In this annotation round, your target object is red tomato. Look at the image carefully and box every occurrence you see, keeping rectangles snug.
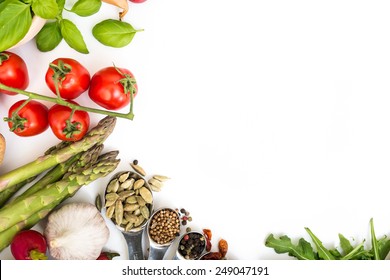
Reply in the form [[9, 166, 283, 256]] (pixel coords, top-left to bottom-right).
[[88, 66, 137, 110], [48, 102, 90, 141], [7, 100, 49, 136], [11, 230, 48, 260], [0, 51, 29, 95], [45, 58, 90, 99], [129, 0, 147, 3]]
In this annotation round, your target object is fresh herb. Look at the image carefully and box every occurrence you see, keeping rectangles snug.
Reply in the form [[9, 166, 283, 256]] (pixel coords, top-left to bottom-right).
[[0, 0, 32, 51], [60, 19, 89, 54], [0, 0, 142, 53], [68, 0, 101, 17], [35, 22, 63, 52], [265, 219, 390, 260], [92, 19, 143, 48]]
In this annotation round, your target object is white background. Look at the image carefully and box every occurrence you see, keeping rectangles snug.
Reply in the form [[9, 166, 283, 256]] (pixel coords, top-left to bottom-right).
[[1, 0, 390, 260]]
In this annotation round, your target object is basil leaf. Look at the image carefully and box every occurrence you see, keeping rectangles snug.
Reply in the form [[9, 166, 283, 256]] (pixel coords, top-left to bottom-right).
[[57, 0, 65, 13], [60, 19, 89, 54], [70, 0, 101, 17], [92, 19, 143, 48], [35, 21, 63, 52], [32, 0, 59, 19], [0, 0, 32, 52]]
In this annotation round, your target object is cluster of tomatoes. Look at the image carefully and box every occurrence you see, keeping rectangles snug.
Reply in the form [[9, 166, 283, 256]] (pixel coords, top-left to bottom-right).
[[0, 51, 137, 141]]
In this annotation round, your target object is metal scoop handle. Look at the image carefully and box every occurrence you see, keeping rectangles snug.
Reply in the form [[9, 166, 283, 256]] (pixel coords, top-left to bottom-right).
[[148, 245, 169, 260], [123, 230, 144, 260]]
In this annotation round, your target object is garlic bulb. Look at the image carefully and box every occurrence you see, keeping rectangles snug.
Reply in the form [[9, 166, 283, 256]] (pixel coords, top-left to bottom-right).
[[44, 202, 109, 260]]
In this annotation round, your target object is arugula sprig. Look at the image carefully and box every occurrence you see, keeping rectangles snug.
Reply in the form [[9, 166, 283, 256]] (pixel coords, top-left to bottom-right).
[[265, 218, 390, 260]]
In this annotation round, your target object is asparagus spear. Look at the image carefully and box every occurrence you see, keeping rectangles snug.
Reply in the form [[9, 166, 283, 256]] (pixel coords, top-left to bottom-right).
[[0, 140, 76, 207], [0, 206, 52, 252], [0, 149, 120, 233], [12, 144, 104, 204], [0, 116, 116, 193], [0, 177, 37, 208], [0, 150, 120, 252]]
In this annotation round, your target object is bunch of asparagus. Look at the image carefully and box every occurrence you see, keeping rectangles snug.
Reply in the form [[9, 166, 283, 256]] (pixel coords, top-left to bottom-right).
[[0, 116, 120, 252]]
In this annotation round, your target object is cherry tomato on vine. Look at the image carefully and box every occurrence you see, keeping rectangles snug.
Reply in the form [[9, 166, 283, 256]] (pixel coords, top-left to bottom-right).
[[11, 230, 48, 260], [129, 0, 147, 3], [6, 100, 49, 137], [0, 51, 29, 95], [48, 102, 90, 141], [88, 66, 137, 110], [45, 58, 90, 99]]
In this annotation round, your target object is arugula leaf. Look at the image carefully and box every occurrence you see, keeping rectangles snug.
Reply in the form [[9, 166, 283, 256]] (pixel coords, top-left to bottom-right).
[[375, 236, 390, 260], [35, 21, 63, 52], [304, 228, 335, 260], [0, 0, 32, 52], [32, 0, 59, 19], [338, 233, 354, 255], [265, 234, 318, 260], [370, 218, 380, 260], [60, 19, 89, 54], [92, 19, 143, 48], [329, 248, 342, 259], [340, 240, 366, 260], [70, 0, 101, 17]]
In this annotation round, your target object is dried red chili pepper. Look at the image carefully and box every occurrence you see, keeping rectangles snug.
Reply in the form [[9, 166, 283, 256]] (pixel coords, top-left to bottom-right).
[[200, 252, 222, 260], [218, 239, 228, 258], [203, 229, 212, 240]]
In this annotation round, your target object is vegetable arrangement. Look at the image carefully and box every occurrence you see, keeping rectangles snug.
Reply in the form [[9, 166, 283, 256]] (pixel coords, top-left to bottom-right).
[[265, 219, 390, 260], [0, 52, 137, 140], [0, 0, 144, 53], [0, 116, 120, 254]]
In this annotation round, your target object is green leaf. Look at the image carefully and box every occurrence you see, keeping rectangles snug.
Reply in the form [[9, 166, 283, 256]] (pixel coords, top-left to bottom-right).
[[329, 248, 342, 259], [35, 21, 63, 52], [92, 19, 143, 48], [265, 234, 318, 260], [57, 0, 65, 13], [32, 0, 59, 19], [70, 0, 101, 16], [0, 0, 32, 52], [340, 240, 366, 260], [376, 236, 390, 260], [305, 227, 335, 260], [60, 19, 89, 54], [338, 233, 354, 255], [370, 218, 380, 260]]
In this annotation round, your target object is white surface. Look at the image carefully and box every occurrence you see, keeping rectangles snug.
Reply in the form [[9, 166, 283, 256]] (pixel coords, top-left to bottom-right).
[[1, 0, 390, 260]]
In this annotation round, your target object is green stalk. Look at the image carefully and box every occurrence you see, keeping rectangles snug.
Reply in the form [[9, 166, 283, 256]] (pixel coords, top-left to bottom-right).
[[0, 206, 52, 252], [0, 177, 37, 208], [0, 150, 120, 232], [0, 83, 134, 120], [12, 154, 82, 203], [0, 116, 116, 193]]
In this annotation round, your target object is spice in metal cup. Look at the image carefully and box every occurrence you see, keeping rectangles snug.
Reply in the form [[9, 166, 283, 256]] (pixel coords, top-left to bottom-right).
[[148, 208, 180, 245], [178, 232, 206, 260], [104, 171, 153, 232]]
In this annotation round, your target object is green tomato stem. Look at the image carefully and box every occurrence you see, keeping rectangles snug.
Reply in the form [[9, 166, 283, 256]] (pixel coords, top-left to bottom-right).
[[0, 83, 134, 120]]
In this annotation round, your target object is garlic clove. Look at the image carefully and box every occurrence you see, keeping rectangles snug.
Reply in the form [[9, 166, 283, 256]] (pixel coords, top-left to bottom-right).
[[44, 202, 110, 260]]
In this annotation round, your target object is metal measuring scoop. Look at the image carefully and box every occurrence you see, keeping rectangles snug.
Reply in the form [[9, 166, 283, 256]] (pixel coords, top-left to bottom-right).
[[173, 231, 206, 260], [104, 171, 154, 260], [146, 207, 181, 260]]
